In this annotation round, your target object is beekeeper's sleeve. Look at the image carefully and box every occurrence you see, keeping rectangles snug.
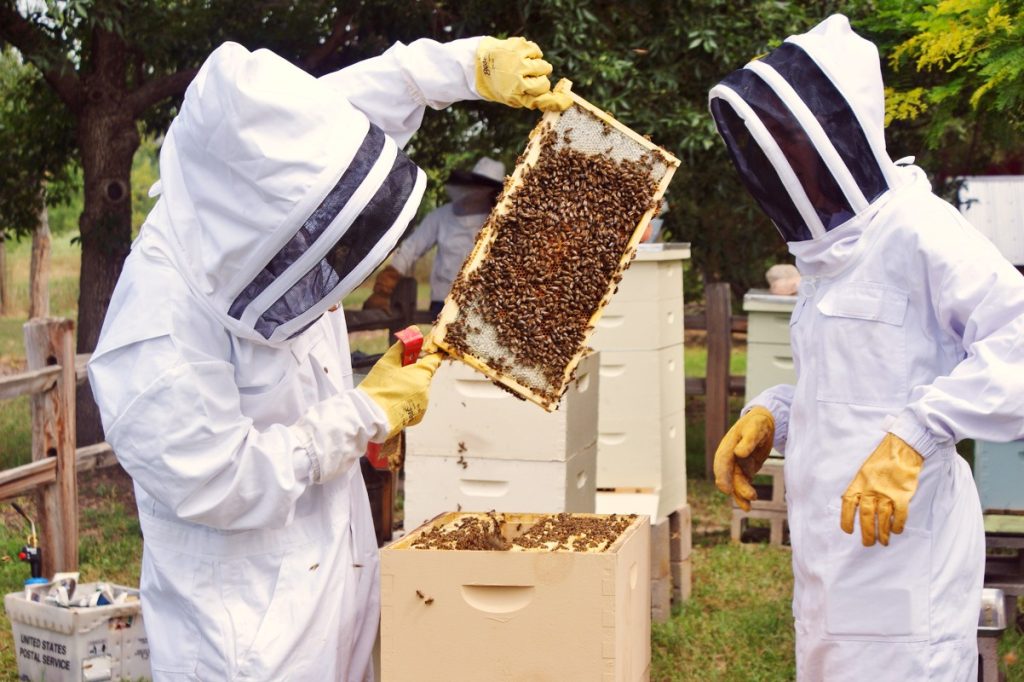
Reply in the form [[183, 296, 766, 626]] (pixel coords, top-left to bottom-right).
[[319, 37, 481, 147]]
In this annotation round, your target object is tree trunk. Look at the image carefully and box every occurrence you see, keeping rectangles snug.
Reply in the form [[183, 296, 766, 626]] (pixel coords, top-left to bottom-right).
[[29, 201, 51, 318], [75, 106, 140, 446], [0, 233, 8, 316]]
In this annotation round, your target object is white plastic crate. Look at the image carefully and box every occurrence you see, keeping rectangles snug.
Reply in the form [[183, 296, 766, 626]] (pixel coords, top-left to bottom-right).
[[407, 352, 599, 461], [5, 583, 150, 682], [402, 444, 597, 529], [590, 296, 684, 352], [598, 345, 684, 419]]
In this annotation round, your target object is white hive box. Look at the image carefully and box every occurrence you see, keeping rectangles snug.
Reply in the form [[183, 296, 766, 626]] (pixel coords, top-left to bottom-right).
[[380, 512, 651, 682], [591, 245, 689, 521], [743, 289, 798, 403], [743, 290, 797, 461], [590, 297, 684, 352], [5, 583, 151, 682], [406, 352, 599, 461], [589, 244, 687, 353], [403, 444, 597, 529], [595, 410, 687, 520], [599, 345, 684, 419]]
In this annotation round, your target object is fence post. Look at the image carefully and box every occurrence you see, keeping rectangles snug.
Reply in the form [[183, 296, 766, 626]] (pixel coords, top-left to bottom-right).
[[704, 283, 732, 479], [24, 318, 78, 577]]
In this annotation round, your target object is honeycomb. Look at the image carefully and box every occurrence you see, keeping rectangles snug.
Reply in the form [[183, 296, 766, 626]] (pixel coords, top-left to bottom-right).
[[431, 80, 679, 410]]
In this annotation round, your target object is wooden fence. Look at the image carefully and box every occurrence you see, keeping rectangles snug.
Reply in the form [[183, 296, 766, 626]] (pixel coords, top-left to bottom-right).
[[683, 282, 749, 479], [0, 319, 111, 577]]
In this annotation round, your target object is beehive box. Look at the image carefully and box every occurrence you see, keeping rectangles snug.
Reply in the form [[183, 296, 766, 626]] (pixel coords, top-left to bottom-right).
[[403, 443, 597, 529], [407, 351, 599, 461], [430, 79, 679, 411], [381, 511, 651, 681]]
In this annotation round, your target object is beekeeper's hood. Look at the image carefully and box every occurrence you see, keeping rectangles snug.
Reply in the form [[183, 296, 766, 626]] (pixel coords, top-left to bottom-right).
[[151, 42, 426, 344], [708, 15, 903, 243]]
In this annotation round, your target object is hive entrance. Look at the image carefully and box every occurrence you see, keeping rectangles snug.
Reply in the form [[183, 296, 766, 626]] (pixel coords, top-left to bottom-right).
[[432, 81, 679, 410]]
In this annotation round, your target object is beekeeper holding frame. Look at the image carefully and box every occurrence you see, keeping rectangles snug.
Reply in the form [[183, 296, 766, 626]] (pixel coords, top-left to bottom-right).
[[88, 36, 570, 680]]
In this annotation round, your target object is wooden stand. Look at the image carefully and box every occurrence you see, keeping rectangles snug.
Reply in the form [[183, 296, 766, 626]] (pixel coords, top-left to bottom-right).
[[984, 522, 1024, 635], [651, 503, 693, 622], [730, 459, 788, 546]]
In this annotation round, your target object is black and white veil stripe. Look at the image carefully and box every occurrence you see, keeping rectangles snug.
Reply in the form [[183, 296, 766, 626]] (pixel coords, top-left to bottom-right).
[[227, 122, 426, 342], [709, 42, 897, 242]]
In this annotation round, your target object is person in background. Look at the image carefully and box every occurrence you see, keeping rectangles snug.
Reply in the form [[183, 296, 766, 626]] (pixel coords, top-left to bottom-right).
[[709, 15, 1024, 680], [88, 36, 570, 681], [364, 156, 505, 317]]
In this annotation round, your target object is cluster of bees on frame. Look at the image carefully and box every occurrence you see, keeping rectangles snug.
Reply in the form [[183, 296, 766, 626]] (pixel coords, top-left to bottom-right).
[[447, 123, 662, 403], [408, 511, 637, 553]]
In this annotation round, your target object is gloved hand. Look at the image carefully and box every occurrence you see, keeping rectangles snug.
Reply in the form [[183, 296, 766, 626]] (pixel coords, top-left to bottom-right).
[[841, 433, 924, 547], [363, 265, 402, 312], [713, 406, 775, 511], [357, 341, 443, 440], [475, 37, 572, 112]]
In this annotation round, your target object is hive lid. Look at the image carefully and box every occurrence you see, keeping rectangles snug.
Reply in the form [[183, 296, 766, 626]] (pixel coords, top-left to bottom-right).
[[429, 80, 680, 410]]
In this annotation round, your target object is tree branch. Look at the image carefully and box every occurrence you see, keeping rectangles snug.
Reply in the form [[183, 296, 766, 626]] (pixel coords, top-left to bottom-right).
[[0, 4, 83, 110], [301, 11, 354, 73], [127, 67, 198, 115]]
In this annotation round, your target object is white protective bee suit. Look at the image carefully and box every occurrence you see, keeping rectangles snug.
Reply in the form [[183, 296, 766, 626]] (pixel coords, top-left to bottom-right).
[[88, 38, 485, 680], [709, 15, 1024, 680]]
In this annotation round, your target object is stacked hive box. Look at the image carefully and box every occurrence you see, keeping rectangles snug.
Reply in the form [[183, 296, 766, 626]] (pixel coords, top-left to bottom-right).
[[403, 353, 599, 529], [733, 290, 798, 544], [589, 243, 691, 617]]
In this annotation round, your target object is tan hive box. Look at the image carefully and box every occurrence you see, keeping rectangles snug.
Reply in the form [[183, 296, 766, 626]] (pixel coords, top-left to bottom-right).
[[380, 512, 651, 681]]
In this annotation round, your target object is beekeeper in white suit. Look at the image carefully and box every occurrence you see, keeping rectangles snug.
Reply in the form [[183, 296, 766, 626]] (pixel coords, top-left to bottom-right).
[[88, 36, 570, 681], [709, 15, 1024, 680]]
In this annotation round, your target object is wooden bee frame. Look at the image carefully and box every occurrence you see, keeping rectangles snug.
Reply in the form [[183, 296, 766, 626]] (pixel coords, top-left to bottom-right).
[[429, 80, 680, 411]]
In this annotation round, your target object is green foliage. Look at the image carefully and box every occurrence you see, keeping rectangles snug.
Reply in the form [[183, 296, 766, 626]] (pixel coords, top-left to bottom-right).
[[0, 48, 75, 237], [861, 0, 1024, 181]]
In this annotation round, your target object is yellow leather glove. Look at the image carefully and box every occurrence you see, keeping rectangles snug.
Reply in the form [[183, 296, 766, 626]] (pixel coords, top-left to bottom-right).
[[713, 406, 775, 511], [475, 37, 572, 111], [841, 433, 924, 547], [357, 341, 443, 440]]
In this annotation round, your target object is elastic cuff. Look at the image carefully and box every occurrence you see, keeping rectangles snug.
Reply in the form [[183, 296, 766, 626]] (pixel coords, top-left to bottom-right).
[[353, 387, 391, 443], [743, 399, 788, 453], [887, 410, 949, 459]]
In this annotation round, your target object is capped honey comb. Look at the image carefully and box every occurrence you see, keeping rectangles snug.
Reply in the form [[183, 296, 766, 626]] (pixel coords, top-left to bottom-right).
[[430, 80, 680, 410]]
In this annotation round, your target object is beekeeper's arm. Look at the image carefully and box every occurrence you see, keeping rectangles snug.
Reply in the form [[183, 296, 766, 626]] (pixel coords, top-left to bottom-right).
[[889, 204, 1024, 453], [320, 36, 570, 146], [90, 328, 437, 532], [842, 201, 1024, 546], [390, 206, 444, 275], [714, 384, 794, 510]]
